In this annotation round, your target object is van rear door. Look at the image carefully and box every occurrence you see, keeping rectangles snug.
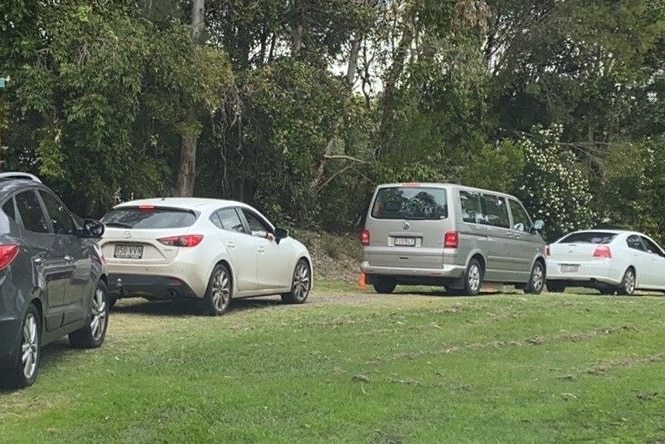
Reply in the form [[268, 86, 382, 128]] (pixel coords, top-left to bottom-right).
[[363, 185, 451, 270]]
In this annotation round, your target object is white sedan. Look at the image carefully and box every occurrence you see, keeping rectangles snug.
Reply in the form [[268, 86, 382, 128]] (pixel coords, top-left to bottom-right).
[[546, 229, 665, 295], [98, 198, 312, 315]]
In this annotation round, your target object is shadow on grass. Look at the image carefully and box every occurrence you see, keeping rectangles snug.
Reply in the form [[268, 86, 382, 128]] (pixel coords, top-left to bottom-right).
[[111, 296, 285, 317]]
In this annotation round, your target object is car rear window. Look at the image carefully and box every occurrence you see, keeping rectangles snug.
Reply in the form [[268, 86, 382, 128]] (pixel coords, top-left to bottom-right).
[[558, 232, 617, 244], [371, 187, 448, 220], [102, 207, 197, 229]]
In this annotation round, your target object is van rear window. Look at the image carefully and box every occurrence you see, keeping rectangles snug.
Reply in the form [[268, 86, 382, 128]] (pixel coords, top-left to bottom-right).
[[102, 207, 197, 229], [371, 187, 448, 220], [558, 232, 617, 244]]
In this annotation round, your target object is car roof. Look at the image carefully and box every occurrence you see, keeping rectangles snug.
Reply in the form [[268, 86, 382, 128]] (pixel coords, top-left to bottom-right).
[[374, 182, 521, 200], [112, 197, 250, 212]]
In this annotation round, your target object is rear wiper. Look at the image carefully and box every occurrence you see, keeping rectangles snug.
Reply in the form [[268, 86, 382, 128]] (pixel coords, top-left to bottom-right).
[[104, 222, 133, 228]]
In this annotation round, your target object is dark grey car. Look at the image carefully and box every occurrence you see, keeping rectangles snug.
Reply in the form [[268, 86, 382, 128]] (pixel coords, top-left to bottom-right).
[[0, 173, 108, 389]]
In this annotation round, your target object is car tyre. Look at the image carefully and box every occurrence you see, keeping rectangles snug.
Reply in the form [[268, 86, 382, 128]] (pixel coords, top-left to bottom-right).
[[281, 258, 311, 304], [201, 264, 232, 316], [69, 280, 109, 348], [617, 268, 636, 296], [461, 258, 483, 296], [524, 261, 545, 294], [373, 277, 396, 294], [547, 282, 566, 293], [0, 304, 41, 390]]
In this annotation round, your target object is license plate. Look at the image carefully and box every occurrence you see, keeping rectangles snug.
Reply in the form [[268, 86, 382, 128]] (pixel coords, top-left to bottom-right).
[[394, 237, 416, 247], [560, 264, 579, 273], [114, 245, 143, 259]]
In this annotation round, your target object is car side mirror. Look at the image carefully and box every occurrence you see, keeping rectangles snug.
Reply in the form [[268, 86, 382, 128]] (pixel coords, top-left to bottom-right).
[[274, 227, 289, 244], [531, 219, 544, 233], [82, 219, 105, 238]]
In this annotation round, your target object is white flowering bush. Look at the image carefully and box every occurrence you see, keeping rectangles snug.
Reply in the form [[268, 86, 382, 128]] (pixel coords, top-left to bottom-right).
[[516, 125, 596, 241]]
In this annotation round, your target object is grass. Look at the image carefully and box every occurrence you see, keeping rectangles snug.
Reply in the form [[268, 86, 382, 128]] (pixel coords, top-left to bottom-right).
[[1, 285, 664, 443]]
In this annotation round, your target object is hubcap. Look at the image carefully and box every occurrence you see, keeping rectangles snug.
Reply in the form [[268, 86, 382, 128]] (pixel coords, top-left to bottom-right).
[[211, 268, 231, 311], [468, 264, 481, 292], [292, 262, 311, 300], [91, 287, 107, 341], [625, 271, 635, 294], [532, 265, 544, 291], [21, 313, 39, 380]]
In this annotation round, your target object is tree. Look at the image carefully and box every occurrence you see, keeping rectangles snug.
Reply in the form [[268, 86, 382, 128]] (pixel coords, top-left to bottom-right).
[[516, 125, 595, 241]]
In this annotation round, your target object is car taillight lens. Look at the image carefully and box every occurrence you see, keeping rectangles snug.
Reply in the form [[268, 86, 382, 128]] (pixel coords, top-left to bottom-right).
[[361, 229, 370, 246], [0, 245, 20, 271], [444, 231, 459, 249], [593, 245, 612, 259], [158, 235, 204, 247]]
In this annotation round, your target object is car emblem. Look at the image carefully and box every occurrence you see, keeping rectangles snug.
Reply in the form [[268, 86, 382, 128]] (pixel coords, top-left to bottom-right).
[[403, 222, 410, 230], [123, 231, 131, 239]]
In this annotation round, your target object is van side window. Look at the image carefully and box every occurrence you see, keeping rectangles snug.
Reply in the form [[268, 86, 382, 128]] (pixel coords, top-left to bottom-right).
[[460, 191, 484, 224], [508, 199, 532, 232], [481, 194, 510, 229]]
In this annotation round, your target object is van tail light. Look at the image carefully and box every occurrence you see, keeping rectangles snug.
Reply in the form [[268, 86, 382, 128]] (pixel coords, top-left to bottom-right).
[[444, 231, 459, 249], [0, 245, 20, 271], [361, 229, 370, 246], [546, 245, 551, 256], [158, 235, 204, 247], [593, 245, 612, 259]]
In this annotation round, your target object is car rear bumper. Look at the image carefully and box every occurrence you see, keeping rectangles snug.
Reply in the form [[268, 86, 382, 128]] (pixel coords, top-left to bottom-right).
[[109, 273, 200, 300], [546, 260, 622, 286]]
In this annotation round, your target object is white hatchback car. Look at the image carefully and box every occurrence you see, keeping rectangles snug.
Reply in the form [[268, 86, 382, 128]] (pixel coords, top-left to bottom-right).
[[99, 198, 313, 315], [546, 229, 665, 295]]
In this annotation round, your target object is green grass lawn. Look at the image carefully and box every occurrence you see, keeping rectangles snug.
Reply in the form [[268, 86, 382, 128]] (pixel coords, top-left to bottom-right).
[[1, 285, 664, 443]]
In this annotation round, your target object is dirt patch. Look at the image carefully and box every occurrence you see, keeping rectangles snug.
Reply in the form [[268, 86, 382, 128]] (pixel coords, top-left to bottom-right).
[[293, 230, 362, 283]]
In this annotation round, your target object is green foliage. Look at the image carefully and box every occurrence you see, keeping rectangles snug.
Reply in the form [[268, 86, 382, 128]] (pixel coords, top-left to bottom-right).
[[598, 138, 665, 244], [461, 140, 525, 193], [516, 125, 596, 241]]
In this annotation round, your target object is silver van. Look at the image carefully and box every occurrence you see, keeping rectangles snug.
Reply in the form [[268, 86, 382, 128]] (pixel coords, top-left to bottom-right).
[[360, 183, 546, 295]]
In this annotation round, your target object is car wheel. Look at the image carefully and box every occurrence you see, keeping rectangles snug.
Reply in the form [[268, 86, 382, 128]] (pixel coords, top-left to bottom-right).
[[281, 258, 311, 304], [524, 261, 545, 294], [617, 268, 636, 295], [69, 280, 109, 348], [462, 258, 483, 296], [201, 263, 232, 316], [0, 304, 41, 389], [373, 277, 396, 294], [547, 282, 566, 293]]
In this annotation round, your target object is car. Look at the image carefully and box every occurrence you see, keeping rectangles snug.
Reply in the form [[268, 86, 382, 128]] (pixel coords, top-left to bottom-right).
[[360, 182, 546, 295], [0, 172, 108, 390], [546, 229, 665, 295], [98, 197, 313, 315]]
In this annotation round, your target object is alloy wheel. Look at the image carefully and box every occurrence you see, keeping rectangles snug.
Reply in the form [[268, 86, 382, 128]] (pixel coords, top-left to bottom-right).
[[21, 313, 39, 381], [91, 286, 107, 342], [211, 267, 231, 311]]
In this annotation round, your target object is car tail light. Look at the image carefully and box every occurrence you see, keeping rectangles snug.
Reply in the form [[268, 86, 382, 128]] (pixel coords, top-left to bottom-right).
[[546, 245, 551, 256], [444, 231, 459, 249], [361, 229, 370, 246], [0, 245, 20, 271], [158, 235, 204, 247], [593, 245, 612, 259], [138, 204, 155, 212]]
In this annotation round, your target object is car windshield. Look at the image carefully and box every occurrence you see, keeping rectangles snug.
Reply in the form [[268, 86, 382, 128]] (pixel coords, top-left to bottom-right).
[[102, 207, 197, 229], [558, 232, 617, 244], [371, 187, 448, 220]]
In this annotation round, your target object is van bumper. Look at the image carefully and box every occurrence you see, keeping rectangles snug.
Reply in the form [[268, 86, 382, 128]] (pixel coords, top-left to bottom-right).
[[360, 261, 466, 279]]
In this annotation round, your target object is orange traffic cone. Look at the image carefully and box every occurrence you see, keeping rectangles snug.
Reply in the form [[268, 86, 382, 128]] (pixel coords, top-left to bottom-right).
[[357, 272, 367, 290]]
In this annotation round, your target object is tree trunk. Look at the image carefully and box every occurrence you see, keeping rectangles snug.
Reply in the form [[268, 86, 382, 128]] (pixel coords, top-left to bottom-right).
[[377, 21, 414, 159], [175, 0, 204, 197]]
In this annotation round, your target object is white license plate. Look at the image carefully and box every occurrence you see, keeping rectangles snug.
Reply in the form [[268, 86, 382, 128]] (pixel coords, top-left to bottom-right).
[[394, 237, 416, 247], [560, 264, 579, 273], [114, 245, 143, 259]]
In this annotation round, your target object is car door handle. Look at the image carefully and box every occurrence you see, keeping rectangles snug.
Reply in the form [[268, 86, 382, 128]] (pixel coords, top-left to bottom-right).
[[227, 242, 236, 249], [258, 247, 266, 254]]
